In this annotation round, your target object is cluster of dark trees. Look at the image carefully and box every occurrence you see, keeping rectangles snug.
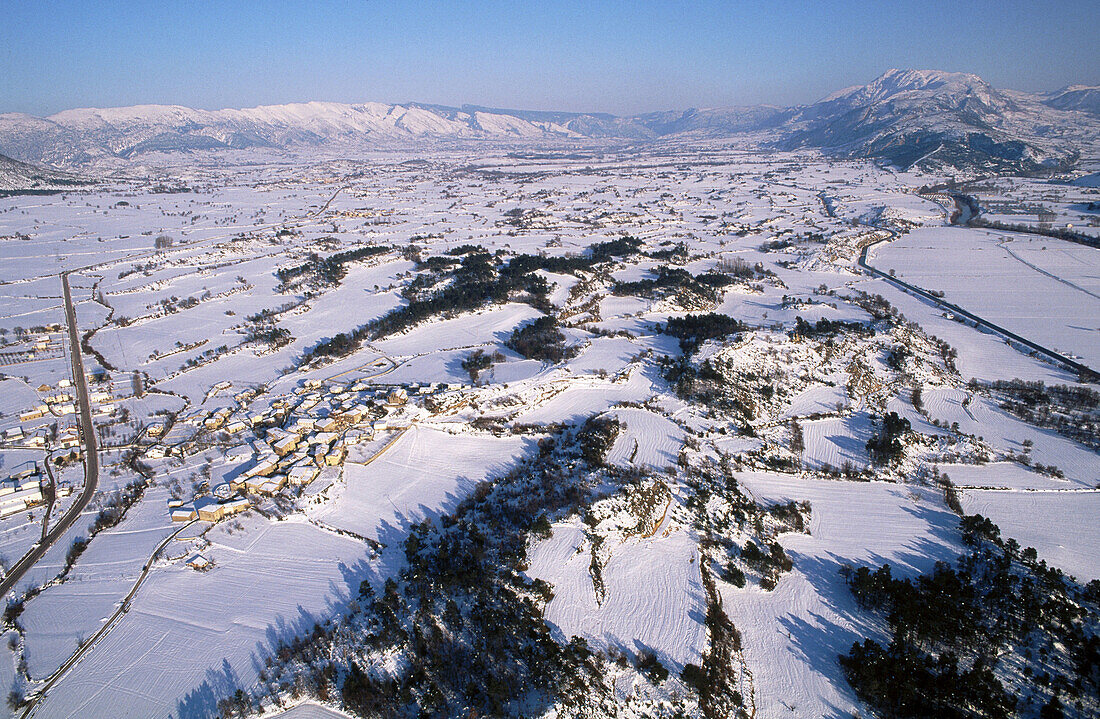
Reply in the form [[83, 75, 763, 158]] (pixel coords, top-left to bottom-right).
[[300, 330, 361, 362], [759, 238, 796, 252], [654, 314, 756, 419], [300, 239, 645, 364], [461, 349, 505, 382], [245, 324, 291, 348], [790, 315, 873, 339], [660, 313, 745, 353], [90, 479, 147, 534], [612, 265, 728, 301], [658, 354, 745, 418], [989, 379, 1099, 451], [679, 583, 746, 717], [866, 411, 911, 465], [840, 514, 1100, 719], [646, 241, 688, 261], [683, 457, 810, 595], [715, 256, 770, 281], [299, 250, 527, 362], [276, 244, 391, 287], [256, 418, 658, 717], [506, 316, 576, 364], [576, 416, 621, 467], [372, 249, 542, 336], [736, 540, 793, 591], [588, 236, 643, 261]]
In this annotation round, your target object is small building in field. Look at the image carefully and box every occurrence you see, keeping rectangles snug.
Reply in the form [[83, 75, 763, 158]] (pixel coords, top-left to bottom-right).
[[19, 406, 49, 422], [186, 554, 212, 570]]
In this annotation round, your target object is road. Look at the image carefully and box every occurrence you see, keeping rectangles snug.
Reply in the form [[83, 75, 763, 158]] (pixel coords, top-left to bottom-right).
[[311, 185, 346, 217], [22, 519, 198, 718], [0, 273, 100, 600], [857, 225, 1098, 382], [38, 458, 57, 544]]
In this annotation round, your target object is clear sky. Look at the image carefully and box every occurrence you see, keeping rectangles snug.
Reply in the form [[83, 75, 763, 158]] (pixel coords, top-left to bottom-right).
[[2, 0, 1098, 116]]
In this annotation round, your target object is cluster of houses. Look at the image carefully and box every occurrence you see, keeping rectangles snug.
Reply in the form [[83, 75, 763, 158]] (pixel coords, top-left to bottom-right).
[[5, 376, 125, 459], [169, 491, 250, 523], [0, 466, 46, 518], [166, 380, 453, 523], [0, 327, 63, 367]]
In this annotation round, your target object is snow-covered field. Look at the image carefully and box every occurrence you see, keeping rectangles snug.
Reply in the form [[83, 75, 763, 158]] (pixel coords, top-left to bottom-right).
[[0, 143, 1096, 718], [729, 473, 962, 718], [529, 523, 709, 671], [34, 516, 369, 719], [312, 426, 535, 542], [873, 227, 1100, 367], [958, 489, 1100, 581]]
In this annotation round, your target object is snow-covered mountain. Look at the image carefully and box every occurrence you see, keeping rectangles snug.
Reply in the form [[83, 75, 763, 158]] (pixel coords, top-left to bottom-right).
[[782, 69, 1091, 172], [0, 151, 88, 194], [0, 101, 792, 168], [0, 70, 1095, 174], [1042, 85, 1100, 115]]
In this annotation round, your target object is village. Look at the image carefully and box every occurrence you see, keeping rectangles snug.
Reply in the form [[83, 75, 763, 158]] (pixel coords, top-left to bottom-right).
[[159, 378, 460, 525]]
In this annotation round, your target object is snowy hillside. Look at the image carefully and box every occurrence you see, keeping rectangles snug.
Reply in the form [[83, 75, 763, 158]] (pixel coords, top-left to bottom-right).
[[0, 151, 88, 194], [1043, 85, 1100, 115]]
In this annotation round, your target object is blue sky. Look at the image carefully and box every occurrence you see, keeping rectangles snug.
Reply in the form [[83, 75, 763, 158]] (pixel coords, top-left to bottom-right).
[[2, 0, 1097, 115]]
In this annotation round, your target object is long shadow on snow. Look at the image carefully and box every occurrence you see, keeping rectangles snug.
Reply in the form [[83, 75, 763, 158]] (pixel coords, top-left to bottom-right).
[[772, 498, 962, 719], [172, 460, 533, 717], [172, 554, 378, 719], [174, 659, 241, 719]]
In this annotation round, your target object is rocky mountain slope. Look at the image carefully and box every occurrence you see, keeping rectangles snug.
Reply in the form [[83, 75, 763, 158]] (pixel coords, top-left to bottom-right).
[[781, 69, 1091, 172], [0, 69, 1095, 174], [0, 151, 88, 194]]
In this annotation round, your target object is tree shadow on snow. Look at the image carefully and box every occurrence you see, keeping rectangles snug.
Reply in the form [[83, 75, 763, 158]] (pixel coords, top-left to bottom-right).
[[173, 659, 240, 719], [773, 506, 962, 719]]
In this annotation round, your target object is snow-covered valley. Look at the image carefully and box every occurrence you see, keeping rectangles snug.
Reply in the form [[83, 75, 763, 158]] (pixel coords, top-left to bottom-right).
[[0, 130, 1096, 719]]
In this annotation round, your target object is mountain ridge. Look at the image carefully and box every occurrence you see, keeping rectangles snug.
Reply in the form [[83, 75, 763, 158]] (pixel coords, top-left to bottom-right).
[[1, 69, 1096, 175]]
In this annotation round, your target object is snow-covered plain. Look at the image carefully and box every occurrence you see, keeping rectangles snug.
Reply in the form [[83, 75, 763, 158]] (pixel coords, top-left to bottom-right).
[[0, 141, 1096, 718], [873, 227, 1100, 367]]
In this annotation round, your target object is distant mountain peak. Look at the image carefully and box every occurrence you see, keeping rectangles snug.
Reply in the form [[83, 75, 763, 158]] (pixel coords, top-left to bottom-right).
[[0, 69, 1094, 175], [1042, 85, 1100, 115], [820, 68, 999, 107]]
